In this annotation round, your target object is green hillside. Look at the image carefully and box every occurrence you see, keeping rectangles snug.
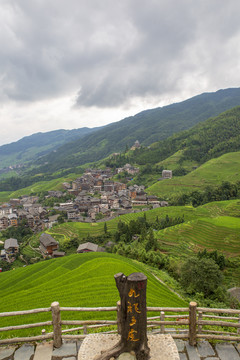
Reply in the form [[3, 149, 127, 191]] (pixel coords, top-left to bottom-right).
[[45, 199, 240, 245], [157, 216, 240, 258], [2, 147, 238, 202], [1, 90, 240, 192], [0, 253, 186, 339], [43, 200, 240, 288], [147, 152, 240, 198], [106, 105, 240, 171], [0, 128, 99, 171], [31, 88, 240, 173], [45, 205, 214, 245]]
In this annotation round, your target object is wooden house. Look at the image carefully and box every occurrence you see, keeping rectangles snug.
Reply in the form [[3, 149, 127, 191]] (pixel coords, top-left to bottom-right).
[[162, 170, 172, 179], [39, 233, 59, 255], [8, 213, 18, 227], [4, 238, 19, 255], [77, 242, 104, 253], [0, 216, 8, 230]]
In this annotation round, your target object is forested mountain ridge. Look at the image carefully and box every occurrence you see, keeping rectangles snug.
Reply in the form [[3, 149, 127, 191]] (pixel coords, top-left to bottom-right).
[[0, 127, 101, 171], [109, 106, 240, 171], [1, 105, 240, 194], [32, 88, 240, 173]]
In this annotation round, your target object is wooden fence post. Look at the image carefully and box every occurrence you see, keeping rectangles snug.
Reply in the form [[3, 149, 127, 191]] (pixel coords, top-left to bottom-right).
[[95, 272, 150, 360], [238, 315, 240, 335], [117, 300, 121, 335], [198, 311, 202, 334], [160, 311, 165, 334], [189, 301, 197, 346], [51, 301, 62, 348], [83, 325, 88, 335]]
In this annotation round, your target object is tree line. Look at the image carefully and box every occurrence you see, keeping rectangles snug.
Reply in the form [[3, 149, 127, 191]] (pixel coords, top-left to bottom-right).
[[170, 181, 240, 207]]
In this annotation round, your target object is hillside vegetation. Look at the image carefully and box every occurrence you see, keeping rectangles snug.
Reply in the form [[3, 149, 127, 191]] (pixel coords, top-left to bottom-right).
[[35, 199, 238, 241], [29, 88, 240, 173], [45, 204, 215, 244], [147, 152, 240, 198], [0, 252, 186, 339], [40, 200, 240, 288], [1, 89, 240, 191], [112, 106, 240, 169], [0, 128, 99, 171]]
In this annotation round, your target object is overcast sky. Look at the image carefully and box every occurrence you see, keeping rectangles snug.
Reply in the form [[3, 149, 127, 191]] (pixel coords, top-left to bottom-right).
[[0, 0, 240, 145]]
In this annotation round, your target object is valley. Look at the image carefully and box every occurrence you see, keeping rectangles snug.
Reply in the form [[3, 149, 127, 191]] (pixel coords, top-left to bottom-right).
[[0, 88, 240, 337]]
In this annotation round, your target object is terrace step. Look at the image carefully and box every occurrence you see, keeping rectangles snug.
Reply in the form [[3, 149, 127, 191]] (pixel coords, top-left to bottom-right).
[[33, 342, 53, 360], [177, 340, 240, 360], [0, 346, 16, 360], [185, 343, 201, 360], [14, 344, 35, 360], [1, 339, 240, 360], [197, 341, 215, 357], [51, 341, 77, 360], [215, 344, 240, 360]]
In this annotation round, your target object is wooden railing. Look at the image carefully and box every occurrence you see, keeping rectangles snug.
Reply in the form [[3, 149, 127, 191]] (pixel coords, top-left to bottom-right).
[[0, 301, 240, 347]]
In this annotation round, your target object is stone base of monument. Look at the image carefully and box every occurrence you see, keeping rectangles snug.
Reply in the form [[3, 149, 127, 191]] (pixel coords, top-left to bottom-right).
[[78, 334, 180, 360]]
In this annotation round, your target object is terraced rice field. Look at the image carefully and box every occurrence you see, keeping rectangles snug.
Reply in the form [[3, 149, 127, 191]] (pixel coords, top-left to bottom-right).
[[47, 205, 213, 243], [156, 217, 240, 258], [147, 151, 240, 198], [46, 200, 240, 245], [0, 253, 186, 339]]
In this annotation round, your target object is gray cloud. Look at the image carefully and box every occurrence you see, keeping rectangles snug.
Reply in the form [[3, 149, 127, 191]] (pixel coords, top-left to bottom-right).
[[0, 0, 240, 110]]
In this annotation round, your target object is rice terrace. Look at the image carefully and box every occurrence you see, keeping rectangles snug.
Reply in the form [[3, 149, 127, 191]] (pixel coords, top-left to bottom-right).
[[1, 87, 240, 357]]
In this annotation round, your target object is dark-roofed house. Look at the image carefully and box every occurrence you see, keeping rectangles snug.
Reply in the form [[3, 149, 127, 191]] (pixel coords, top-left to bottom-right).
[[52, 250, 66, 258], [39, 233, 59, 255], [4, 238, 19, 255], [77, 242, 104, 253]]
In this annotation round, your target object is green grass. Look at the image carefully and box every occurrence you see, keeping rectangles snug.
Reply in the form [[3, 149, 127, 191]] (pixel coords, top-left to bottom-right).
[[0, 191, 13, 203], [157, 149, 198, 172], [47, 205, 212, 243], [47, 200, 240, 243], [204, 216, 240, 229], [0, 253, 186, 339], [147, 152, 240, 198], [156, 217, 240, 257], [0, 173, 81, 201]]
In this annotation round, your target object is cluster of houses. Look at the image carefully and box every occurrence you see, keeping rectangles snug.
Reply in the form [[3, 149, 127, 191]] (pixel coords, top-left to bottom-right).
[[39, 234, 105, 257], [0, 238, 19, 263], [0, 159, 173, 267], [0, 233, 105, 266], [0, 198, 49, 231], [60, 167, 168, 221], [0, 166, 170, 231]]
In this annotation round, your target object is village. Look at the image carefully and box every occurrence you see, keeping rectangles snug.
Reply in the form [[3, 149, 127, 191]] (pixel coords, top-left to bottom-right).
[[0, 164, 171, 232], [0, 161, 172, 265]]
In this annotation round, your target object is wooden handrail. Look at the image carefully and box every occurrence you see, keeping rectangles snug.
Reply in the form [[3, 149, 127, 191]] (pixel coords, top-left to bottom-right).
[[0, 321, 52, 332], [0, 302, 239, 346], [197, 307, 240, 314], [0, 307, 51, 317], [60, 306, 117, 311]]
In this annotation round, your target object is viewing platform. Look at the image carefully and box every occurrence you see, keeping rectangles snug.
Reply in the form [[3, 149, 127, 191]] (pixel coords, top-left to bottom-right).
[[0, 338, 240, 360]]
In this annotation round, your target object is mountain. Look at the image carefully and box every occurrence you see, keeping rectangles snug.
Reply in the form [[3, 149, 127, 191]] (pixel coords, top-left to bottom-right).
[[34, 88, 240, 172], [1, 99, 240, 194], [129, 105, 240, 168], [0, 127, 101, 171]]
